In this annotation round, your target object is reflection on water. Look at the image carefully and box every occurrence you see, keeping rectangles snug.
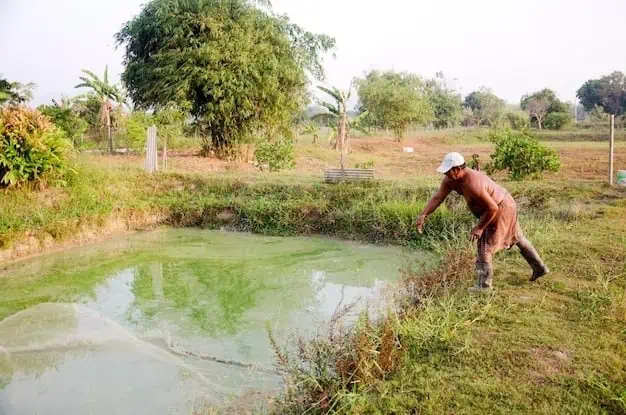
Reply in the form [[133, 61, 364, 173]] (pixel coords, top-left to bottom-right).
[[0, 230, 433, 413]]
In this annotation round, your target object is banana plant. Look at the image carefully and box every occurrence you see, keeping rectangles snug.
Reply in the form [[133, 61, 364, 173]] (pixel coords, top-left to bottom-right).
[[313, 84, 369, 169], [75, 66, 124, 153], [301, 122, 320, 145]]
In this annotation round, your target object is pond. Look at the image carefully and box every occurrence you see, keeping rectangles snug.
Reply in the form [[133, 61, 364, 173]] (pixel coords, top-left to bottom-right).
[[0, 230, 432, 414]]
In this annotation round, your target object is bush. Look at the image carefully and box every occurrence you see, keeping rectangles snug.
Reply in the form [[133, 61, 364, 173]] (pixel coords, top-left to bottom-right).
[[254, 136, 295, 172], [119, 111, 151, 151], [354, 160, 375, 169], [544, 112, 571, 130], [38, 105, 88, 146], [0, 106, 73, 187], [505, 111, 530, 130], [118, 108, 186, 152], [487, 129, 560, 180]]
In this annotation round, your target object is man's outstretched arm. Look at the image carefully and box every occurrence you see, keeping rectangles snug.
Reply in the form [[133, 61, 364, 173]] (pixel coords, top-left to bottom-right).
[[469, 188, 499, 241], [416, 180, 452, 233]]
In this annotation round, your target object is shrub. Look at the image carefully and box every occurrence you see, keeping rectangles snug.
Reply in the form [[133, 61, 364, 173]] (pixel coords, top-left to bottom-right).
[[120, 111, 151, 151], [543, 112, 571, 130], [354, 160, 375, 169], [505, 110, 530, 130], [118, 108, 186, 152], [0, 106, 73, 187], [38, 105, 88, 146], [254, 136, 295, 172], [487, 129, 560, 180]]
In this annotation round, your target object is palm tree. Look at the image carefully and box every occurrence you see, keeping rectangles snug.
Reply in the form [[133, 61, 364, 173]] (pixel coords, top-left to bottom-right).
[[313, 84, 368, 169], [0, 76, 35, 106], [75, 66, 123, 152]]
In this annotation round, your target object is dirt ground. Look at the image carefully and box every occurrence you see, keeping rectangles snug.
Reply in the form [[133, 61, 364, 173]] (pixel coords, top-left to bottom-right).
[[90, 135, 626, 183]]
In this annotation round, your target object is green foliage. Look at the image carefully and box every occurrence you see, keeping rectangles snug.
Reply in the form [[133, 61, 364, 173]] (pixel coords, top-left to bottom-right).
[[153, 107, 186, 147], [463, 87, 505, 126], [543, 112, 571, 130], [313, 85, 369, 168], [300, 122, 320, 144], [521, 88, 569, 129], [425, 73, 463, 129], [254, 136, 295, 171], [487, 129, 560, 180], [118, 107, 186, 152], [355, 70, 433, 139], [589, 104, 608, 122], [354, 159, 375, 169], [120, 111, 151, 151], [38, 103, 88, 146], [75, 67, 123, 106], [0, 106, 73, 188], [467, 153, 481, 170], [521, 88, 568, 114], [577, 71, 626, 115], [505, 110, 530, 130], [75, 66, 125, 152], [0, 76, 35, 106], [116, 0, 335, 152], [72, 93, 105, 132]]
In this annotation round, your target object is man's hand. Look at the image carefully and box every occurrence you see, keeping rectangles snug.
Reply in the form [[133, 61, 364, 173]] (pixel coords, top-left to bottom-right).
[[469, 226, 483, 242], [415, 215, 426, 234]]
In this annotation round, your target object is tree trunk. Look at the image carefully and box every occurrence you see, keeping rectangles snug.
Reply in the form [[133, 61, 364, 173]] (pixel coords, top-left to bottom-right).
[[537, 116, 542, 130], [338, 111, 348, 170], [107, 118, 112, 153]]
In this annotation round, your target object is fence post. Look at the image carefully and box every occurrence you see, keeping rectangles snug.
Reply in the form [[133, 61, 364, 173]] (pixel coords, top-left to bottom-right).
[[162, 135, 167, 172], [145, 125, 158, 174], [609, 114, 615, 186]]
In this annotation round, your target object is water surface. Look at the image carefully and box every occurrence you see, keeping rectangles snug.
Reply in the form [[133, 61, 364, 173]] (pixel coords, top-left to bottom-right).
[[0, 230, 431, 414]]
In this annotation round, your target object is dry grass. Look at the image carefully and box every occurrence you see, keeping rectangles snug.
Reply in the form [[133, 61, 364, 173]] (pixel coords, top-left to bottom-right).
[[79, 129, 626, 184]]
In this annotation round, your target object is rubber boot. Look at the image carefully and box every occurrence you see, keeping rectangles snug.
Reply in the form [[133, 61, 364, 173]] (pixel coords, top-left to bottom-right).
[[470, 261, 493, 292], [517, 237, 549, 281]]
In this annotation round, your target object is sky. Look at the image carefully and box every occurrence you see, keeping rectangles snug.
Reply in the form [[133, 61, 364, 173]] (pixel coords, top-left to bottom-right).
[[1, 0, 625, 106]]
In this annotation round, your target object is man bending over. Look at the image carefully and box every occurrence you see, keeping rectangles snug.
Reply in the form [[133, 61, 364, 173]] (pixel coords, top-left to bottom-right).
[[415, 152, 549, 289]]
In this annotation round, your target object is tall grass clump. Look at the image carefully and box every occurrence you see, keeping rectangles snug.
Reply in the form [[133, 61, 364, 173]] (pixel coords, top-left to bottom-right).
[[0, 106, 74, 188], [165, 181, 474, 247], [269, 248, 476, 414]]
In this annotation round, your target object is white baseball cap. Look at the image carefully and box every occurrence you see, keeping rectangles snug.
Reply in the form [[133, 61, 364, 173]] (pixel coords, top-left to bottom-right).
[[436, 152, 465, 174]]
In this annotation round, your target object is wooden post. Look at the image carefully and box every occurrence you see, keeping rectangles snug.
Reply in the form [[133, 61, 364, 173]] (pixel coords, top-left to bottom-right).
[[145, 125, 158, 174], [162, 136, 168, 172], [609, 114, 615, 186]]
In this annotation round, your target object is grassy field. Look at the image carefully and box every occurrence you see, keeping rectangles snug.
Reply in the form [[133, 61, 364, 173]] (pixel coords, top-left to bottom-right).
[[1, 129, 626, 413]]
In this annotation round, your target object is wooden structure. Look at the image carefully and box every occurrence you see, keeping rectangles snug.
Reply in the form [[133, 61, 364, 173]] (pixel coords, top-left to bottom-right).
[[324, 168, 375, 183], [145, 126, 158, 174], [609, 114, 615, 186]]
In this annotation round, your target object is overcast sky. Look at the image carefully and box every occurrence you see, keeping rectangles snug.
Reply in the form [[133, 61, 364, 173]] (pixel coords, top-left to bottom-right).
[[1, 0, 625, 106]]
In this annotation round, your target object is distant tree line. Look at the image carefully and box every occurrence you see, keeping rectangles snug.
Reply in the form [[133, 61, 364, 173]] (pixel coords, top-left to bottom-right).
[[2, 0, 626, 159]]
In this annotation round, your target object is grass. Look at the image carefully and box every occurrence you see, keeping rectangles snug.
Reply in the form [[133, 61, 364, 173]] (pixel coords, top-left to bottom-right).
[[537, 127, 626, 142], [270, 198, 626, 414], [2, 129, 626, 413]]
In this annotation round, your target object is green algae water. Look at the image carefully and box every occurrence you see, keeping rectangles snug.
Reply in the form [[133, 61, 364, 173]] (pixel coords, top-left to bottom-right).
[[0, 230, 432, 414]]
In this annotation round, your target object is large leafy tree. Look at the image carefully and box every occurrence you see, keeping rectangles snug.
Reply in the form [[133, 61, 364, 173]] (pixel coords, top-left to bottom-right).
[[463, 87, 505, 127], [576, 71, 626, 116], [520, 88, 569, 129], [355, 70, 433, 140], [74, 66, 124, 152], [116, 0, 335, 154], [0, 76, 35, 106], [424, 72, 463, 129]]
